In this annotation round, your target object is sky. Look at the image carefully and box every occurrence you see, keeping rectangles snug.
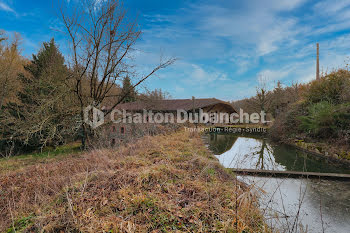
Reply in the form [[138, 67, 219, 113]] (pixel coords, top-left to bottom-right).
[[1, 0, 350, 101]]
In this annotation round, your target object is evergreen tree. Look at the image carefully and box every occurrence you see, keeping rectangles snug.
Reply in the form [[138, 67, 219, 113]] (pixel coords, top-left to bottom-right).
[[5, 39, 78, 150], [121, 76, 136, 103]]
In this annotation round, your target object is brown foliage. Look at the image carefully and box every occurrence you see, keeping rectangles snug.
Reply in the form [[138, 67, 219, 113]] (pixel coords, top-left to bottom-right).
[[0, 32, 27, 109]]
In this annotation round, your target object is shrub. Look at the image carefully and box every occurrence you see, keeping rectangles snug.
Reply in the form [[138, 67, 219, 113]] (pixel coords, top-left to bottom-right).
[[305, 69, 350, 105], [299, 102, 350, 138], [299, 101, 336, 138], [269, 100, 308, 140], [333, 103, 350, 130], [270, 69, 350, 142]]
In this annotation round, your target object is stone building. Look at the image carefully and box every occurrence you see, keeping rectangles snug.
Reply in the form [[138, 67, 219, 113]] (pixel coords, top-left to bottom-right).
[[106, 98, 236, 146]]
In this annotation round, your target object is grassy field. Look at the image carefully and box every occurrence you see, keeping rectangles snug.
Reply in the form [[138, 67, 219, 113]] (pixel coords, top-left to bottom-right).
[[0, 142, 82, 175], [0, 130, 269, 232]]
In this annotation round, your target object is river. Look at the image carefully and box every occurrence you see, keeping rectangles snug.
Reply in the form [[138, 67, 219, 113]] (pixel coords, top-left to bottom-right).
[[204, 133, 350, 233]]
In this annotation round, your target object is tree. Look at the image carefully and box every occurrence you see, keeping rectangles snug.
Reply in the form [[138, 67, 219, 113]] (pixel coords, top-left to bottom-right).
[[0, 30, 6, 43], [121, 76, 136, 103], [286, 82, 300, 103], [247, 77, 272, 114], [58, 0, 175, 148], [269, 81, 284, 117], [137, 88, 171, 102], [146, 88, 171, 100], [0, 32, 27, 156], [0, 32, 25, 111], [4, 39, 78, 150]]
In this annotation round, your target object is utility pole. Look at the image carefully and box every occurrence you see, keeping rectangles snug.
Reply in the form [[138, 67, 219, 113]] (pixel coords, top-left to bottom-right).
[[316, 43, 320, 80]]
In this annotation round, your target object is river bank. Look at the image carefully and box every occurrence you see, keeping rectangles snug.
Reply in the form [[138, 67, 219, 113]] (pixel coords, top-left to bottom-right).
[[0, 130, 269, 232], [195, 123, 350, 168], [277, 138, 350, 168], [205, 132, 350, 232]]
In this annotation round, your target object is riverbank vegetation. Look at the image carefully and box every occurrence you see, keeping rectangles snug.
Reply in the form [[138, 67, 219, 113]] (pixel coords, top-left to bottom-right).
[[272, 69, 350, 161], [0, 130, 269, 232], [233, 69, 350, 162]]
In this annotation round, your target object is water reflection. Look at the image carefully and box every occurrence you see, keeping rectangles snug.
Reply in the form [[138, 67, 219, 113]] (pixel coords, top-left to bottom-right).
[[205, 133, 350, 233], [240, 176, 350, 233], [205, 133, 350, 174], [216, 137, 286, 170]]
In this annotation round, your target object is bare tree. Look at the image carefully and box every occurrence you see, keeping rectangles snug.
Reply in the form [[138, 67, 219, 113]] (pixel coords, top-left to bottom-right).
[[58, 0, 175, 148], [247, 76, 272, 114], [0, 30, 6, 43], [287, 82, 300, 103]]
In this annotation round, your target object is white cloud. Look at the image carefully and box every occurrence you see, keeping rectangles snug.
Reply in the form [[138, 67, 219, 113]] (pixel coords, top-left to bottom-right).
[[0, 1, 16, 14], [193, 1, 304, 56], [143, 14, 171, 23], [314, 0, 350, 15], [140, 0, 309, 63], [190, 64, 218, 83], [133, 0, 350, 100]]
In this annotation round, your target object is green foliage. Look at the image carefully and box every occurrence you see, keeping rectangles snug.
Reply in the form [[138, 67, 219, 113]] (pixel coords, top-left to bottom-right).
[[6, 215, 33, 233], [299, 101, 350, 138], [332, 103, 350, 129], [271, 69, 350, 141], [0, 142, 81, 173], [4, 39, 78, 151], [306, 69, 350, 105], [299, 101, 336, 137], [121, 76, 136, 103], [19, 38, 67, 104]]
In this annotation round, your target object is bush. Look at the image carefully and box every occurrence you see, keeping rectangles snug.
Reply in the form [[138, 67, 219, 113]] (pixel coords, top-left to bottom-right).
[[306, 69, 350, 105], [270, 68, 350, 143], [299, 102, 350, 138], [333, 103, 350, 133], [299, 101, 336, 138], [269, 100, 308, 140]]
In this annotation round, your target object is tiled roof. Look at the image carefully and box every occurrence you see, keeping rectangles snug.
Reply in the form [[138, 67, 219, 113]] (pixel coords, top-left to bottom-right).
[[114, 98, 236, 112]]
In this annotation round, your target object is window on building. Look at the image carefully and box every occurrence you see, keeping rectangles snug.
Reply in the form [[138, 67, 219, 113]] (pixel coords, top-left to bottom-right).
[[112, 126, 116, 132], [121, 126, 125, 134], [111, 138, 116, 146]]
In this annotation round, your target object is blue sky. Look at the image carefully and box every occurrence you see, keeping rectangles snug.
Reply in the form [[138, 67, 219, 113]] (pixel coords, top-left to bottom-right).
[[1, 0, 350, 100]]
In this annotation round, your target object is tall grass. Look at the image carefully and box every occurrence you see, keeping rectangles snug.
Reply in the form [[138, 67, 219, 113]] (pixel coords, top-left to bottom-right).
[[0, 130, 270, 232]]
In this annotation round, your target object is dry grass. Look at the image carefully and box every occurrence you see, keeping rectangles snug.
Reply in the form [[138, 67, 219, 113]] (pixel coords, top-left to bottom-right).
[[0, 142, 82, 174], [0, 130, 269, 232]]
